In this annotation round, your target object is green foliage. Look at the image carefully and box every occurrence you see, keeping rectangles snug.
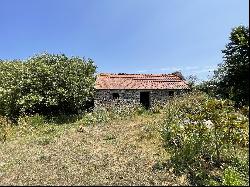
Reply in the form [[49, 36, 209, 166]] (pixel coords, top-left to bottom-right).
[[0, 53, 96, 120], [19, 114, 46, 126], [0, 60, 24, 120], [103, 133, 116, 141], [161, 91, 249, 185], [199, 25, 249, 106], [208, 165, 248, 186], [222, 167, 247, 186], [79, 103, 144, 126]]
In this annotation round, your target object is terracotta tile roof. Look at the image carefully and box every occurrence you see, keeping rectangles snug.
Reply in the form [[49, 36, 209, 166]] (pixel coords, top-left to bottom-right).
[[95, 73, 190, 90]]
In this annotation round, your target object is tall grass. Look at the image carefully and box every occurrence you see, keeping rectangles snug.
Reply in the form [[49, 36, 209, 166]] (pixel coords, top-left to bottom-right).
[[79, 102, 146, 126], [0, 102, 146, 142]]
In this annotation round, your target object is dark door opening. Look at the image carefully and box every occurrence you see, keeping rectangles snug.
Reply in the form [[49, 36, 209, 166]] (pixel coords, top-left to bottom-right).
[[112, 93, 119, 100], [140, 92, 150, 109]]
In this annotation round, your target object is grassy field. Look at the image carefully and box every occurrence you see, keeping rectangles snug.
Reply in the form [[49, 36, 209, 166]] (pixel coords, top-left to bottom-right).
[[0, 112, 188, 185], [0, 92, 249, 186]]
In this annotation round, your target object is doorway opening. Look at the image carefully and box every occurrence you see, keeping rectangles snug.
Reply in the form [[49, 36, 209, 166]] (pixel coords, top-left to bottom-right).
[[140, 92, 150, 109], [112, 93, 119, 100]]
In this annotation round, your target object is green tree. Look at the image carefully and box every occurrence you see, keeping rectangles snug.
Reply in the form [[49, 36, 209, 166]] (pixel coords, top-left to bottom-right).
[[212, 26, 249, 106], [0, 53, 96, 120], [186, 74, 198, 90]]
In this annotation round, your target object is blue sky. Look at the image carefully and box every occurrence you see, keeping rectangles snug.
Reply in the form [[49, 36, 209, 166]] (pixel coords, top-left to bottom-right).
[[0, 0, 248, 81]]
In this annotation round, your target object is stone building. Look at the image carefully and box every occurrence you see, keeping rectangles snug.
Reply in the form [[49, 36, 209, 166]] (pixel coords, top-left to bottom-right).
[[94, 72, 190, 108]]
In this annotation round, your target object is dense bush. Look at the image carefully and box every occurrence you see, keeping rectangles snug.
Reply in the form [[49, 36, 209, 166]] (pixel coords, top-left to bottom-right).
[[0, 53, 96, 120], [0, 60, 24, 121], [161, 92, 249, 185]]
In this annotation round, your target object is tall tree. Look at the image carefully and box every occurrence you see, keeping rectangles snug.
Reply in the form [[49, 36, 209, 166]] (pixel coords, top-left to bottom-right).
[[212, 26, 249, 106]]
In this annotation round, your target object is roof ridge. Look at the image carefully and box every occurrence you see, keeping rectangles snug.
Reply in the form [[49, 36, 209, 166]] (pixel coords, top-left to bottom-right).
[[98, 73, 178, 76]]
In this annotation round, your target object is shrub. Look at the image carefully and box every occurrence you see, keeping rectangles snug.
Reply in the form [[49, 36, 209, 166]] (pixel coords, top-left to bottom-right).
[[0, 53, 96, 120], [161, 91, 249, 185], [79, 102, 144, 126], [222, 167, 247, 186]]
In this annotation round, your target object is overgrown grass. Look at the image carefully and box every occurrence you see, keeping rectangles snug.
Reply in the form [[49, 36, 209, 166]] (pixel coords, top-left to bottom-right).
[[0, 103, 145, 142], [0, 91, 249, 186], [0, 103, 183, 185]]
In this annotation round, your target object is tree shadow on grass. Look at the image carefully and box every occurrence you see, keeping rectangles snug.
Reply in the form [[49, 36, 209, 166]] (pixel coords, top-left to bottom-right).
[[45, 114, 83, 125]]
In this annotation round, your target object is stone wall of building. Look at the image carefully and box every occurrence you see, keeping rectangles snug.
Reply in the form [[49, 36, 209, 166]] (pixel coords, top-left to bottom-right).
[[94, 89, 140, 107], [94, 89, 188, 108]]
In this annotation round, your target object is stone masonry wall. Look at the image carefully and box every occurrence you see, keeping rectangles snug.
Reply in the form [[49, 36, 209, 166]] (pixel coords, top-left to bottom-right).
[[94, 89, 188, 108]]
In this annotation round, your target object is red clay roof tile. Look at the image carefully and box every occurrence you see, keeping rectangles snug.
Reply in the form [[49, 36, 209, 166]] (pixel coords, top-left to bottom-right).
[[95, 73, 190, 90]]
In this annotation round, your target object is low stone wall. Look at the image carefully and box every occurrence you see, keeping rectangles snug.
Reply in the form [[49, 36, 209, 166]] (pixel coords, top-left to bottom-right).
[[94, 89, 188, 108]]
